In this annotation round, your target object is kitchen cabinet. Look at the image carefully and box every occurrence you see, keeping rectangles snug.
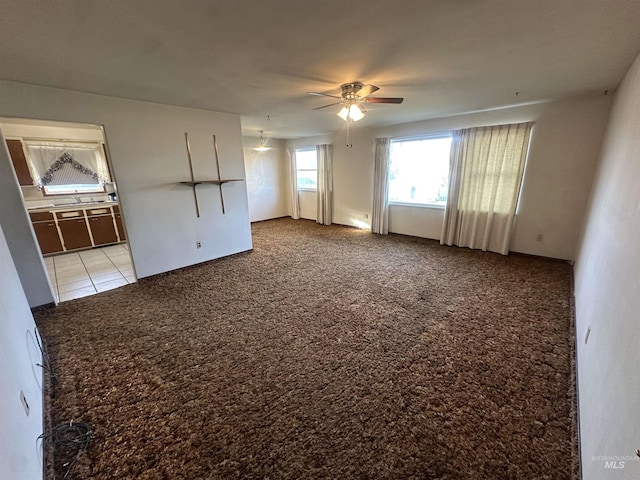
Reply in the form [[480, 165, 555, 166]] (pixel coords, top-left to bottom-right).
[[56, 210, 92, 250], [29, 212, 63, 255], [6, 139, 34, 186], [29, 204, 125, 254], [32, 222, 64, 254], [86, 207, 118, 246]]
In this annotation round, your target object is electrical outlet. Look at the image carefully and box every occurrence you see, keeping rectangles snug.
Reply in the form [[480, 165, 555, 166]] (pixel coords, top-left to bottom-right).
[[196, 241, 202, 249], [20, 390, 29, 416], [536, 234, 544, 242], [364, 213, 369, 219]]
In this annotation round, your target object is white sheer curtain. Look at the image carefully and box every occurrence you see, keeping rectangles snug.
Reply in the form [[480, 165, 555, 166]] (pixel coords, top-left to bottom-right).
[[371, 138, 391, 234], [316, 144, 333, 225], [25, 142, 108, 187], [286, 147, 300, 219], [441, 122, 533, 255]]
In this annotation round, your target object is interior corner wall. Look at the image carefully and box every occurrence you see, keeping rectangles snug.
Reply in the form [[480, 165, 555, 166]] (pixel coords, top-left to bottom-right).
[[242, 137, 288, 222], [0, 225, 43, 480], [286, 94, 611, 259], [0, 80, 252, 306], [573, 54, 640, 479], [0, 130, 54, 307]]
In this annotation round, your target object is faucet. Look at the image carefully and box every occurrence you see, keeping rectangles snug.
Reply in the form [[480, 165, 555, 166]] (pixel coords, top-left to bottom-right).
[[74, 196, 81, 204]]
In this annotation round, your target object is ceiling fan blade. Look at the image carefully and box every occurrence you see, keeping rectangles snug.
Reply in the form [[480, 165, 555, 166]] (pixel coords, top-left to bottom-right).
[[363, 97, 404, 104], [356, 84, 380, 98], [308, 92, 342, 99], [312, 102, 343, 110]]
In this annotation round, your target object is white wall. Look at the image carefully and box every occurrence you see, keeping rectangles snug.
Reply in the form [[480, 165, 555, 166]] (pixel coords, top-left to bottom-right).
[[286, 94, 612, 259], [388, 204, 444, 239], [0, 225, 43, 480], [0, 80, 252, 306], [0, 120, 104, 142], [574, 54, 640, 479], [0, 130, 55, 306], [298, 191, 317, 221], [242, 137, 288, 222], [242, 138, 318, 221]]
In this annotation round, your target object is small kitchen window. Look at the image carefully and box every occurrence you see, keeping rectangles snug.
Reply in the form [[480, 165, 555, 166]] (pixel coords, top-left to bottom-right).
[[43, 184, 105, 195]]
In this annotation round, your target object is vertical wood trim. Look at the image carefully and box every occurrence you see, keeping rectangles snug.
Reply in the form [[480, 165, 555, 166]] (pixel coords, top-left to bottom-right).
[[6, 139, 34, 186]]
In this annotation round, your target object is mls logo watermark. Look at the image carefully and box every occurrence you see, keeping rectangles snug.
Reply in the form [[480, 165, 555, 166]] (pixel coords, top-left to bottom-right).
[[591, 452, 639, 473], [604, 460, 626, 469]]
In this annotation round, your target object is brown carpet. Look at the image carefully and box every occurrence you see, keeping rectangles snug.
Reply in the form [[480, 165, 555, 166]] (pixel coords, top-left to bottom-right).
[[35, 218, 576, 479]]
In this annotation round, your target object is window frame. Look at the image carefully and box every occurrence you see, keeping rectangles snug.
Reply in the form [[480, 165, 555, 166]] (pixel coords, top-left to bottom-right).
[[295, 147, 318, 192], [388, 133, 453, 209], [24, 140, 111, 196], [42, 183, 106, 196]]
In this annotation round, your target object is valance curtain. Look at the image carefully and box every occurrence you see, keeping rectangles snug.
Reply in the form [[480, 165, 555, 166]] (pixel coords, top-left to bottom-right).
[[286, 147, 300, 219], [440, 122, 534, 255], [316, 144, 333, 225], [25, 143, 108, 187], [371, 137, 391, 234]]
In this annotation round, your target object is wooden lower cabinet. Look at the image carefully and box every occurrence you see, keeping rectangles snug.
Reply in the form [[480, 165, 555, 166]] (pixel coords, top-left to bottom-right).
[[32, 221, 64, 255], [88, 215, 118, 246], [57, 218, 92, 250], [30, 204, 125, 254]]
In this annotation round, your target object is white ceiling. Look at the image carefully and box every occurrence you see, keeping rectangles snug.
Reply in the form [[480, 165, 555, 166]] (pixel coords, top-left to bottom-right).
[[1, 1, 639, 139]]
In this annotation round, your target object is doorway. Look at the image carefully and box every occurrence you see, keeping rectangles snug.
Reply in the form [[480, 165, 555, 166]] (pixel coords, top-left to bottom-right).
[[0, 117, 136, 303]]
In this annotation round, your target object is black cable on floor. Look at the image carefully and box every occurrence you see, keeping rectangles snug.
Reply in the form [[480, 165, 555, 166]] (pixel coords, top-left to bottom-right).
[[34, 326, 58, 385], [39, 422, 92, 479]]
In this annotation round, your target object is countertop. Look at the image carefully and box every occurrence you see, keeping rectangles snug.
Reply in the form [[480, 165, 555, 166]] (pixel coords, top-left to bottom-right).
[[27, 201, 119, 213]]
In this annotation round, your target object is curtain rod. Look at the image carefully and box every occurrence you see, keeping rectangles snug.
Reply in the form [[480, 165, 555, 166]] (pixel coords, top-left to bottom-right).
[[389, 132, 453, 142], [25, 141, 102, 150], [23, 137, 103, 145]]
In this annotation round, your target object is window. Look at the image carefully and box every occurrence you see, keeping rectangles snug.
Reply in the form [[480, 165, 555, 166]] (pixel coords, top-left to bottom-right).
[[296, 148, 317, 190], [388, 135, 452, 206], [43, 184, 105, 195]]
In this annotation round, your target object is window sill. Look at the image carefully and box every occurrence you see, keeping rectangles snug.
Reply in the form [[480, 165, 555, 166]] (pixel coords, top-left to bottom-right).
[[297, 188, 317, 192], [389, 202, 446, 210]]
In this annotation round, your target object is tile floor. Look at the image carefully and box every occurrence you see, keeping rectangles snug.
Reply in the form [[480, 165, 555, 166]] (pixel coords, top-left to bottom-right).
[[44, 243, 136, 303]]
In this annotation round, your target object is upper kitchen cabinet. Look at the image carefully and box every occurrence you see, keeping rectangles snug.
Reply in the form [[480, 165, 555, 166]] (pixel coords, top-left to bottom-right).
[[5, 139, 33, 186]]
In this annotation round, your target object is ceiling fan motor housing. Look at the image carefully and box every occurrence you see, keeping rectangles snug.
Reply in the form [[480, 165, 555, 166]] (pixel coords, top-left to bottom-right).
[[340, 82, 364, 99]]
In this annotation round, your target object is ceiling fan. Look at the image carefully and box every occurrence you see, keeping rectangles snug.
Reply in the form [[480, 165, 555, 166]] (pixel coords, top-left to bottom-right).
[[308, 81, 404, 122]]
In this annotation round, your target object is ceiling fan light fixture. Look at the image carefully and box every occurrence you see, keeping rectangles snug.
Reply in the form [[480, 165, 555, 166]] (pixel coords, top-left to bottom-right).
[[337, 106, 350, 121], [253, 130, 271, 152], [337, 103, 365, 121], [349, 103, 365, 121]]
